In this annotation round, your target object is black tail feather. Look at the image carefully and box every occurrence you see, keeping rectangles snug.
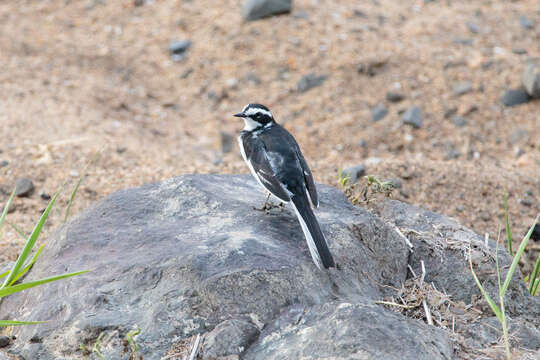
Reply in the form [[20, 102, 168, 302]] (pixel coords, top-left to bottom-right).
[[291, 195, 335, 269]]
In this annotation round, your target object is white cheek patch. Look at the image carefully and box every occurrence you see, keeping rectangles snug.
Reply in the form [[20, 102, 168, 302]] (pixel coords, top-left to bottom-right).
[[243, 117, 260, 131]]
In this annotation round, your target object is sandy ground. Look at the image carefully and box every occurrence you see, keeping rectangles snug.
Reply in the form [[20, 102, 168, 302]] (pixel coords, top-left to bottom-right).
[[0, 0, 538, 274]]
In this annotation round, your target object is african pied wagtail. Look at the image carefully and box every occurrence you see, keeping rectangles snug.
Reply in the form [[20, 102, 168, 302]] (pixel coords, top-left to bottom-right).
[[234, 104, 335, 269]]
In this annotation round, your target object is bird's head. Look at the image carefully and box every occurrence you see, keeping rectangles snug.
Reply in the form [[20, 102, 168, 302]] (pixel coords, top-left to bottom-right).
[[233, 103, 274, 131]]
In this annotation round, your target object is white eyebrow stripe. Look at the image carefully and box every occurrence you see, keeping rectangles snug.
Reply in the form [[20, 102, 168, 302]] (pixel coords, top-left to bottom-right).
[[244, 107, 273, 118]]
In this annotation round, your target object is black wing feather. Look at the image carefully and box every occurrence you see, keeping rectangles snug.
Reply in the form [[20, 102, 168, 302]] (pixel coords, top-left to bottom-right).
[[241, 132, 291, 202]]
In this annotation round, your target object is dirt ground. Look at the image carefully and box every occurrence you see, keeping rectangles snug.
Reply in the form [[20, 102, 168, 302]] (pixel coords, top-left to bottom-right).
[[0, 0, 538, 276]]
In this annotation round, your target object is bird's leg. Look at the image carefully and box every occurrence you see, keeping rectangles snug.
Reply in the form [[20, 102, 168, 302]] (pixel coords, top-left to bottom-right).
[[253, 193, 272, 212]]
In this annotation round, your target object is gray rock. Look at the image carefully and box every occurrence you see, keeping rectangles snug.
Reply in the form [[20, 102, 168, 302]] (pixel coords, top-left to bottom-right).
[[14, 178, 34, 197], [342, 165, 366, 184], [519, 15, 534, 29], [297, 73, 327, 93], [453, 81, 472, 96], [201, 318, 259, 359], [512, 48, 527, 55], [451, 115, 467, 127], [402, 106, 422, 128], [0, 160, 7, 168], [242, 0, 292, 21], [3, 176, 539, 359], [501, 88, 530, 107], [0, 175, 409, 360], [385, 91, 404, 102], [168, 40, 191, 61], [522, 63, 540, 98], [0, 336, 9, 348], [243, 301, 454, 360], [371, 104, 388, 122], [532, 224, 540, 242]]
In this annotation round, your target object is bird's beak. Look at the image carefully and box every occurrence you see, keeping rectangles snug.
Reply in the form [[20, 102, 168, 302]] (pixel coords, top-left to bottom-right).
[[233, 112, 246, 118]]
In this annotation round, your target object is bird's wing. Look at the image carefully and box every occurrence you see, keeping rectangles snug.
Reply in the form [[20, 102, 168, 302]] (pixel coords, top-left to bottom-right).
[[293, 146, 319, 207], [239, 133, 291, 203]]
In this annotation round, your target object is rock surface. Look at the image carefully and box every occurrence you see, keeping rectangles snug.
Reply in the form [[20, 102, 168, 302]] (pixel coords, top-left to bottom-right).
[[501, 88, 530, 107], [402, 106, 422, 128], [1, 175, 539, 359], [242, 0, 292, 21]]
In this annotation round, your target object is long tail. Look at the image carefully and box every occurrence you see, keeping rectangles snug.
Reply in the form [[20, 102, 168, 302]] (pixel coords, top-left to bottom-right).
[[291, 195, 335, 269]]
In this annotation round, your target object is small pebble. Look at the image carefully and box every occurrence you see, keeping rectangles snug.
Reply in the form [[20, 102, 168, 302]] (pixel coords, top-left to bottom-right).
[[0, 160, 8, 167], [453, 81, 472, 96], [0, 335, 10, 347], [467, 22, 480, 34], [297, 73, 327, 93], [40, 192, 51, 201], [168, 40, 192, 61], [522, 63, 540, 98], [451, 115, 467, 127], [386, 91, 405, 102], [371, 104, 388, 122], [15, 178, 34, 197], [500, 88, 530, 107], [402, 106, 422, 128]]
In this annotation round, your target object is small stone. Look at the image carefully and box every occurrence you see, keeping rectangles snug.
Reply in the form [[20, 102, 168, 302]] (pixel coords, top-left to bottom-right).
[[467, 22, 480, 34], [385, 91, 404, 102], [220, 131, 235, 154], [14, 178, 34, 197], [133, 0, 145, 6], [402, 106, 422, 128], [453, 81, 472, 96], [512, 48, 527, 55], [509, 128, 529, 145], [0, 160, 8, 168], [242, 0, 292, 21], [519, 198, 533, 207], [0, 335, 9, 348], [480, 211, 491, 221], [500, 88, 530, 107], [446, 147, 461, 160], [342, 165, 366, 184], [297, 73, 327, 93], [168, 40, 191, 61], [451, 115, 467, 127], [40, 192, 51, 201], [371, 104, 388, 122], [519, 15, 534, 29], [443, 106, 458, 118], [522, 63, 540, 98], [452, 37, 473, 46]]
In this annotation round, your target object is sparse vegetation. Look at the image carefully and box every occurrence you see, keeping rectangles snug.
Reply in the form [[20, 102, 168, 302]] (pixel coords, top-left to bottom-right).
[[338, 170, 395, 205], [469, 203, 538, 359], [0, 184, 88, 327]]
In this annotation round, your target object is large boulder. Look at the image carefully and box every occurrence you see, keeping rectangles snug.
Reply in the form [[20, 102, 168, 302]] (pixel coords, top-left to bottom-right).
[[0, 175, 538, 359]]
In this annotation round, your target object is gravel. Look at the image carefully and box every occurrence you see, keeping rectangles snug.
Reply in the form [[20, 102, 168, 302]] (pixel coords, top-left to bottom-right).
[[402, 106, 422, 128], [500, 88, 531, 107]]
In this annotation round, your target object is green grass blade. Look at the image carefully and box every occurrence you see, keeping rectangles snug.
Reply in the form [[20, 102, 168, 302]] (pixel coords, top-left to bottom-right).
[[0, 270, 9, 279], [8, 244, 45, 286], [501, 216, 539, 297], [528, 254, 540, 295], [469, 247, 503, 322], [0, 189, 16, 235], [503, 191, 513, 256], [0, 320, 45, 326], [64, 176, 84, 223], [532, 278, 540, 296], [0, 270, 88, 298], [495, 236, 502, 295], [1, 190, 61, 289]]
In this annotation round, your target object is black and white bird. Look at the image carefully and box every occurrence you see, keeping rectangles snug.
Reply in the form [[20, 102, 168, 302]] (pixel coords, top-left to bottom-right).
[[234, 103, 335, 269]]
